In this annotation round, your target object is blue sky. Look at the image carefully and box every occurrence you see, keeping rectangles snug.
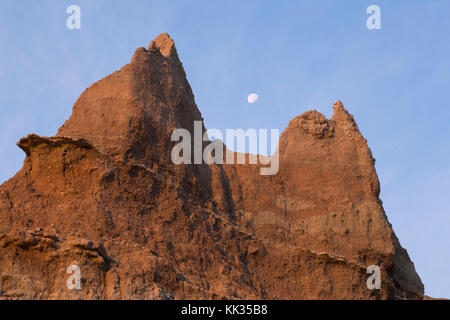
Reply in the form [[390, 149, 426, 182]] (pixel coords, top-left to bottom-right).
[[0, 0, 449, 298]]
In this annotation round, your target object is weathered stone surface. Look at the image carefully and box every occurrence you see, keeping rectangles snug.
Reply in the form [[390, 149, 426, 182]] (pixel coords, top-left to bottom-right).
[[0, 33, 423, 299]]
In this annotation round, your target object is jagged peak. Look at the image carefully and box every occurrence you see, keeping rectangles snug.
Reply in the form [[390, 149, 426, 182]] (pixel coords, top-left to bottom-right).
[[56, 32, 202, 167], [280, 101, 364, 142], [329, 100, 360, 135], [332, 100, 345, 113], [130, 33, 179, 64], [332, 100, 353, 121], [148, 33, 177, 58], [281, 108, 331, 141]]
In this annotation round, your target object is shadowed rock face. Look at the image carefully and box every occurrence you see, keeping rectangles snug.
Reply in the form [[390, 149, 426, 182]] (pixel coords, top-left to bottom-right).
[[0, 33, 423, 300]]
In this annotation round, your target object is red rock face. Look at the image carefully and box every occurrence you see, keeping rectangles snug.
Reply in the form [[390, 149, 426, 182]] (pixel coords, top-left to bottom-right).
[[0, 33, 423, 299]]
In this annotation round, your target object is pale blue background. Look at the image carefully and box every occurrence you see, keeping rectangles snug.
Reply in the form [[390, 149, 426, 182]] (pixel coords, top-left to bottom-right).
[[0, 0, 448, 298]]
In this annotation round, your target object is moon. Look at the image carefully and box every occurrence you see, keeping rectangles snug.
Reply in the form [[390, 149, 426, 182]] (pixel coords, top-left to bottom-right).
[[247, 93, 258, 104]]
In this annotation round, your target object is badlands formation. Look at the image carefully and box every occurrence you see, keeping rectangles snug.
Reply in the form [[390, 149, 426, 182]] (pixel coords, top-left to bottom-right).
[[0, 33, 423, 299]]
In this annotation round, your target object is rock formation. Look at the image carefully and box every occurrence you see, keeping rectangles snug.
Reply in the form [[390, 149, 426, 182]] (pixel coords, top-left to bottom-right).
[[0, 33, 423, 299]]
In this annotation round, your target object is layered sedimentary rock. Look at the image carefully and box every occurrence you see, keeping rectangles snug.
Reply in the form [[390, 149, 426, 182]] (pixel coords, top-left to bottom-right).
[[0, 33, 423, 299]]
